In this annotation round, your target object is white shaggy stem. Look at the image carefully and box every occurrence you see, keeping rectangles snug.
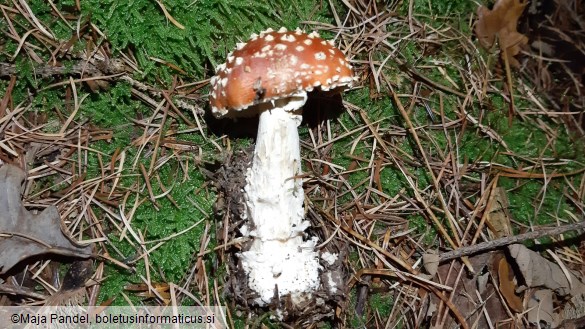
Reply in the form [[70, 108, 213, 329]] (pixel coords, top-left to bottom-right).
[[239, 94, 320, 306]]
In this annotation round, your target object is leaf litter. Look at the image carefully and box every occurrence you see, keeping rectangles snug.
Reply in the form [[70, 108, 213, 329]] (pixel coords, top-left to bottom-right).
[[475, 0, 528, 67], [1, 0, 585, 327], [509, 243, 585, 326], [0, 164, 92, 275]]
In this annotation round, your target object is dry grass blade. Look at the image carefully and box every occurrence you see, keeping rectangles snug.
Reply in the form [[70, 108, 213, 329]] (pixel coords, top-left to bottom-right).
[[155, 1, 185, 30], [1, 0, 584, 327], [0, 0, 216, 312], [303, 0, 585, 326]]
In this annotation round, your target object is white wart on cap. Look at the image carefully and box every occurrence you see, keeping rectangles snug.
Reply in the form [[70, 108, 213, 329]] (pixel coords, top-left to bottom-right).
[[209, 27, 356, 118]]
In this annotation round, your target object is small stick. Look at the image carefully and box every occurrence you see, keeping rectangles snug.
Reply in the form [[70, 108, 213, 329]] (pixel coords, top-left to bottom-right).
[[439, 220, 585, 262]]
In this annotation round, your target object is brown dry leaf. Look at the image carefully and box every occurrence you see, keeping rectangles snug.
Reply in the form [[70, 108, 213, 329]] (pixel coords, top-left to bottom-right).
[[486, 189, 523, 312], [475, 0, 528, 66], [486, 187, 513, 239], [497, 256, 524, 312], [0, 164, 92, 275], [434, 252, 509, 328], [45, 260, 94, 306], [508, 244, 585, 297], [508, 244, 585, 326]]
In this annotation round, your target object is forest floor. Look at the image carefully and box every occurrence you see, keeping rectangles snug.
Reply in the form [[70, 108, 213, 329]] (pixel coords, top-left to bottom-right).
[[0, 0, 584, 328]]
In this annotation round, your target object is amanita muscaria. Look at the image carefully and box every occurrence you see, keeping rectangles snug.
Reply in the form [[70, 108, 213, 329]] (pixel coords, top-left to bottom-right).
[[209, 27, 356, 307]]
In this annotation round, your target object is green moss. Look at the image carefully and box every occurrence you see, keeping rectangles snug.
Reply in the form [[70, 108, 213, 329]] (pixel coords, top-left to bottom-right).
[[97, 163, 212, 303], [346, 287, 395, 328], [370, 292, 393, 319], [4, 0, 583, 327], [499, 177, 575, 228], [71, 0, 334, 81], [98, 265, 136, 305], [410, 214, 438, 244], [379, 166, 405, 197]]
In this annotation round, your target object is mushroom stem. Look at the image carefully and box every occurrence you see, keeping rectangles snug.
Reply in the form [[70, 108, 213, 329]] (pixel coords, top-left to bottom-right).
[[240, 93, 320, 306]]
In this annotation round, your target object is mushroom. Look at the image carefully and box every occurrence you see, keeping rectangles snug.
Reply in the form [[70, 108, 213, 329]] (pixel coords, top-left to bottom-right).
[[209, 27, 356, 307]]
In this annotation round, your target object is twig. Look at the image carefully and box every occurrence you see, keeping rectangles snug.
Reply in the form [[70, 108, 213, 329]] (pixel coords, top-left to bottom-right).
[[317, 206, 415, 273], [0, 61, 124, 77], [439, 220, 585, 262]]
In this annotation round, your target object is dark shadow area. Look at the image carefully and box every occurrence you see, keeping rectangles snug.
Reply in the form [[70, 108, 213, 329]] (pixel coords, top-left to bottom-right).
[[0, 254, 95, 293], [530, 232, 585, 254], [301, 90, 346, 129], [521, 0, 585, 138], [204, 90, 346, 139], [204, 111, 259, 139]]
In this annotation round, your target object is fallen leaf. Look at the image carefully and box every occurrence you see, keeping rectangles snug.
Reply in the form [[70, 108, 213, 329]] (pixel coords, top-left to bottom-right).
[[422, 252, 439, 276], [0, 164, 92, 274], [486, 187, 513, 239], [433, 252, 509, 328], [508, 244, 585, 297], [527, 289, 554, 326], [508, 243, 585, 326], [475, 0, 528, 67], [45, 260, 94, 306], [477, 272, 489, 294], [497, 256, 524, 312], [556, 294, 585, 327], [485, 188, 523, 312]]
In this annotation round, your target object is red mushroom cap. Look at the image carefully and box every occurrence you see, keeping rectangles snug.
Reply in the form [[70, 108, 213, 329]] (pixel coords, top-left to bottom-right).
[[209, 27, 356, 118]]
